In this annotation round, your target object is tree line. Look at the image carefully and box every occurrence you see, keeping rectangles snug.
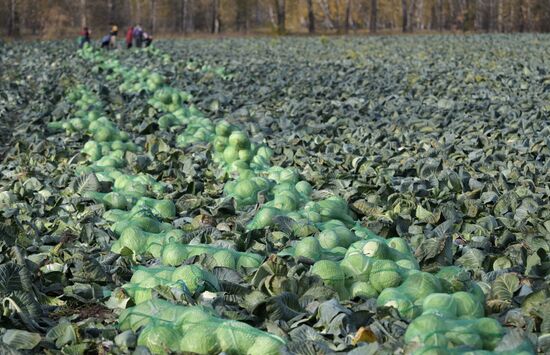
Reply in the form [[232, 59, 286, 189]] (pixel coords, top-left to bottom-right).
[[2, 0, 550, 38]]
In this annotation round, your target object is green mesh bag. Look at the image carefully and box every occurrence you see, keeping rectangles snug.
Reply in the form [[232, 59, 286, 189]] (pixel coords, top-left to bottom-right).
[[119, 299, 284, 354]]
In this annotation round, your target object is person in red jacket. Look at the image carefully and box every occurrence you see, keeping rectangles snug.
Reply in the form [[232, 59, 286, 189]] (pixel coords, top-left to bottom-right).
[[125, 26, 133, 49], [79, 27, 91, 48]]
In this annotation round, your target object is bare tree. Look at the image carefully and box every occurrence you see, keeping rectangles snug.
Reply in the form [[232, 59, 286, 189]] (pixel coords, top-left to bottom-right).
[[464, 0, 476, 31], [211, 0, 220, 33], [520, 3, 526, 31], [318, 0, 335, 29], [107, 0, 113, 23], [133, 0, 142, 26], [245, 0, 251, 31], [187, 0, 195, 32], [408, 0, 418, 31], [7, 0, 19, 36], [416, 0, 424, 30], [307, 0, 315, 33], [488, 0, 498, 31], [25, 0, 40, 35], [178, 0, 191, 33], [151, 0, 157, 33], [370, 0, 377, 32], [236, 0, 250, 32], [333, 0, 341, 30], [401, 0, 408, 32], [448, 0, 466, 31], [437, 0, 443, 30], [496, 0, 502, 32], [518, 0, 526, 32], [344, 0, 352, 33], [430, 0, 436, 29], [273, 0, 285, 33], [80, 0, 87, 27], [254, 0, 261, 26], [180, 0, 190, 33]]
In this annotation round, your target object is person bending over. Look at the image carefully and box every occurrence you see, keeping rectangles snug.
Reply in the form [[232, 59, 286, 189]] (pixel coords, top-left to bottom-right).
[[109, 23, 118, 49], [143, 32, 153, 47]]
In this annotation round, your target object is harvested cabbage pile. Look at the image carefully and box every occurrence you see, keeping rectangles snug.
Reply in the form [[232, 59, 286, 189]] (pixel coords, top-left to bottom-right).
[[76, 45, 535, 354], [119, 300, 284, 354], [46, 82, 281, 354]]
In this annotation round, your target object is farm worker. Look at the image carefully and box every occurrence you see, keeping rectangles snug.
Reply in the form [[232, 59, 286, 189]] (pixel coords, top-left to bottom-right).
[[79, 27, 91, 48], [133, 25, 143, 48], [110, 23, 118, 49], [143, 32, 153, 47], [125, 26, 134, 49], [100, 34, 111, 49]]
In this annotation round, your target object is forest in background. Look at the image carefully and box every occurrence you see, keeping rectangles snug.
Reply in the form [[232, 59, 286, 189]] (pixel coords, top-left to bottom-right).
[[2, 0, 550, 38]]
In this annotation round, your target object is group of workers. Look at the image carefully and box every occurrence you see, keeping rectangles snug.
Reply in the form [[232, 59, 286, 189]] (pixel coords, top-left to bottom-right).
[[79, 24, 153, 49]]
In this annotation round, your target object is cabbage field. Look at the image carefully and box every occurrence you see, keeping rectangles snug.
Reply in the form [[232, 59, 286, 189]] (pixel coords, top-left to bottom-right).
[[0, 35, 548, 354]]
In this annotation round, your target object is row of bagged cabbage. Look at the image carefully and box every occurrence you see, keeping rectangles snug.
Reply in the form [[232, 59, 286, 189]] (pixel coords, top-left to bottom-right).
[[75, 46, 533, 354], [50, 83, 285, 354]]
